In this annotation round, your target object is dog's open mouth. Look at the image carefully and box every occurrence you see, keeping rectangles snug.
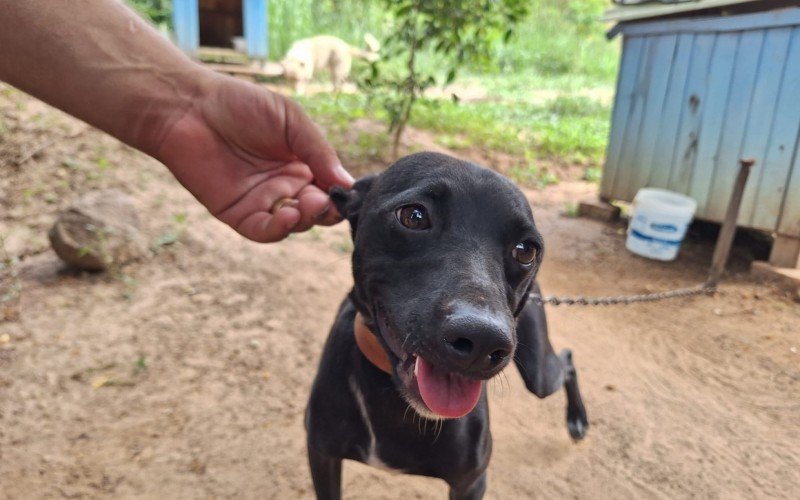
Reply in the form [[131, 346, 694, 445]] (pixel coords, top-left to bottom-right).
[[374, 304, 483, 419]]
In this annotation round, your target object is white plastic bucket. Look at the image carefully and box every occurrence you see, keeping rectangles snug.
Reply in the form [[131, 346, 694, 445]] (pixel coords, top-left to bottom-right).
[[626, 188, 697, 261]]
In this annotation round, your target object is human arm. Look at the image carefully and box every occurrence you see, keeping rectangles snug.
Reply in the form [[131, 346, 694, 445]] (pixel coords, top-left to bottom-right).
[[0, 0, 353, 242]]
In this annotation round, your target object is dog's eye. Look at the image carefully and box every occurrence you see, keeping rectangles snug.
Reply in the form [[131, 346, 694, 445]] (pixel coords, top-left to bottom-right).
[[512, 241, 538, 265], [396, 205, 430, 230]]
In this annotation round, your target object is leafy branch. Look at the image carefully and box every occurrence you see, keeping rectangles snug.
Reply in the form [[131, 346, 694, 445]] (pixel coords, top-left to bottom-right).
[[361, 0, 529, 158]]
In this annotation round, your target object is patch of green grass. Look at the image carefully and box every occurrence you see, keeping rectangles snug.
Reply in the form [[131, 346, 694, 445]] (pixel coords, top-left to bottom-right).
[[436, 134, 473, 150], [297, 94, 369, 125], [332, 237, 353, 254], [96, 156, 112, 170], [1, 236, 22, 311], [289, 0, 616, 177], [297, 93, 390, 160], [133, 354, 148, 374], [479, 1, 618, 81], [508, 163, 559, 189], [458, 71, 612, 101], [563, 201, 580, 217], [351, 130, 391, 160], [584, 166, 602, 183], [22, 186, 44, 200], [62, 158, 82, 171], [152, 212, 188, 251], [121, 274, 139, 301], [411, 95, 610, 167], [307, 227, 323, 241], [301, 87, 610, 175]]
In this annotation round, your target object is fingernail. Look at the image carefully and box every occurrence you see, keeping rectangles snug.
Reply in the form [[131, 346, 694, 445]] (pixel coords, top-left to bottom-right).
[[313, 204, 330, 221], [335, 164, 355, 185], [287, 216, 300, 231], [271, 197, 299, 214]]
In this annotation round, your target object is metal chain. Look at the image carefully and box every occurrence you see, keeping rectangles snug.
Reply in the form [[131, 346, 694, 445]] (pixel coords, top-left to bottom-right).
[[529, 282, 716, 306]]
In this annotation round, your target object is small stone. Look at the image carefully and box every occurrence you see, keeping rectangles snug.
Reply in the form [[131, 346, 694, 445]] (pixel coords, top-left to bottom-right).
[[48, 189, 148, 271], [134, 446, 154, 464], [189, 458, 206, 475], [578, 199, 621, 222]]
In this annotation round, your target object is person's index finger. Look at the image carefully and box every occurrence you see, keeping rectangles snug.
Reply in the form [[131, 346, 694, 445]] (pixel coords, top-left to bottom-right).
[[327, 163, 355, 189], [283, 98, 354, 191]]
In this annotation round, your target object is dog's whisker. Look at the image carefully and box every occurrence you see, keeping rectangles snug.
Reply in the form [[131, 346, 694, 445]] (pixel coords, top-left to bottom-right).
[[400, 333, 411, 351], [432, 419, 444, 444], [500, 371, 510, 397]]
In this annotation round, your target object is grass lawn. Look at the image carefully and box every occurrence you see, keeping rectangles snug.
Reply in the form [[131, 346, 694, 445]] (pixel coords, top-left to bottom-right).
[[297, 73, 613, 187]]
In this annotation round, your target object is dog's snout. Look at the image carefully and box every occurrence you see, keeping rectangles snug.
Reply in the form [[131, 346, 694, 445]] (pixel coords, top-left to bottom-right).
[[441, 311, 514, 373]]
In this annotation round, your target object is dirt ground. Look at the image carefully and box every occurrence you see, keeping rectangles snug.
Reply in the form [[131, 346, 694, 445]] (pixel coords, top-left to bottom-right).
[[1, 84, 799, 499]]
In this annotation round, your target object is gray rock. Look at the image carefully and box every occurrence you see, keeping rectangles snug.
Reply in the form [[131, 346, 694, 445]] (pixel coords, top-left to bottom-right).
[[49, 189, 148, 271]]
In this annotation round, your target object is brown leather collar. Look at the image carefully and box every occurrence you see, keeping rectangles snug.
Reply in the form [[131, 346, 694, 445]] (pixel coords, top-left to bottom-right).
[[354, 312, 393, 375]]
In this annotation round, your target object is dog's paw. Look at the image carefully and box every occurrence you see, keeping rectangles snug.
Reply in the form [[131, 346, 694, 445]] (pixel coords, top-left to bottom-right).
[[567, 407, 589, 441]]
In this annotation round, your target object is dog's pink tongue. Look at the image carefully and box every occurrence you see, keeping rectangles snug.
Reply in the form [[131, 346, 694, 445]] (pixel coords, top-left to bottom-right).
[[415, 357, 482, 418]]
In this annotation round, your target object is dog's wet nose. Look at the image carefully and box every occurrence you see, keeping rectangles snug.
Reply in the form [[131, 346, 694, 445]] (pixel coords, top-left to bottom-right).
[[441, 311, 514, 373]]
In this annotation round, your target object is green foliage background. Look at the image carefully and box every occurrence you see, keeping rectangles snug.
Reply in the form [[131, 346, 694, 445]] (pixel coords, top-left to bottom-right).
[[125, 0, 616, 83], [125, 0, 619, 184], [126, 0, 173, 30]]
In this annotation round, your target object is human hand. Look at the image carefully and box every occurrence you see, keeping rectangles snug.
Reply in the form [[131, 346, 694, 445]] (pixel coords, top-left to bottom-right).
[[154, 73, 353, 243]]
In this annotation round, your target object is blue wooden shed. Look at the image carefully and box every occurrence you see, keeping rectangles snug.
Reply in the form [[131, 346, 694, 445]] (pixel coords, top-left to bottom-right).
[[601, 1, 800, 269], [172, 0, 268, 59]]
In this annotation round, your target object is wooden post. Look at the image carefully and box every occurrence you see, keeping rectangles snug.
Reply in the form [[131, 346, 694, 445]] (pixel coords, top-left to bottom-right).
[[769, 235, 800, 268], [706, 158, 755, 286]]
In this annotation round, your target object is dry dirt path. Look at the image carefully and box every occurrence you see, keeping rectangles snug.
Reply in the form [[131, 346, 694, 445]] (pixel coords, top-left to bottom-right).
[[1, 89, 799, 499]]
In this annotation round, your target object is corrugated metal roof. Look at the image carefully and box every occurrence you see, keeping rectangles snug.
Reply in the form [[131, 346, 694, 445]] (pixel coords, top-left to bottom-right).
[[602, 0, 759, 23]]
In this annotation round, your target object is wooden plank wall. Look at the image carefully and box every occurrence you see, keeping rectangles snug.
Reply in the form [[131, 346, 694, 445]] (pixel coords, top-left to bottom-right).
[[172, 0, 200, 56], [601, 9, 800, 237]]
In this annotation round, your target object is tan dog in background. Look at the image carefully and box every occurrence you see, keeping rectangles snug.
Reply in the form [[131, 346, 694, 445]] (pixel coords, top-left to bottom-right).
[[280, 34, 379, 94]]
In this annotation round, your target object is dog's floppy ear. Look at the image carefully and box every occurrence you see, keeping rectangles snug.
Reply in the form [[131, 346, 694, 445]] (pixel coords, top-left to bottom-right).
[[513, 281, 565, 398], [330, 174, 377, 236]]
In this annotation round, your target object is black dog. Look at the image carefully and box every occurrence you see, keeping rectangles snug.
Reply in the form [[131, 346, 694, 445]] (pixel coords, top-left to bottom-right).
[[306, 152, 587, 500]]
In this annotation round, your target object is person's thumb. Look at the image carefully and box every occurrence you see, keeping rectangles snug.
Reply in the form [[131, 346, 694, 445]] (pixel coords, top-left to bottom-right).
[[285, 99, 354, 191]]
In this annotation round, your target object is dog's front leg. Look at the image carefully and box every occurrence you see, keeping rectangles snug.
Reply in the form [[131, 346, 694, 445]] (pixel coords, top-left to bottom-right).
[[514, 282, 588, 440], [561, 349, 589, 441], [308, 444, 342, 500], [449, 472, 487, 500], [513, 283, 565, 398]]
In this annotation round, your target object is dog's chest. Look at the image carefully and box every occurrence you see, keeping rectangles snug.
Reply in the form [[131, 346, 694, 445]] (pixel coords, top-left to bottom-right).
[[347, 375, 404, 473], [346, 374, 491, 479]]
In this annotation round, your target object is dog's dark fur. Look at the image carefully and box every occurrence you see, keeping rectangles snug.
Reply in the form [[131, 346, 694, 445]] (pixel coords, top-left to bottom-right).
[[305, 152, 588, 500]]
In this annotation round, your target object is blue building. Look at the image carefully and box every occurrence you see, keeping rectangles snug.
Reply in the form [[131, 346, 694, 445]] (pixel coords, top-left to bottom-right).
[[602, 1, 800, 269], [172, 0, 268, 59]]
